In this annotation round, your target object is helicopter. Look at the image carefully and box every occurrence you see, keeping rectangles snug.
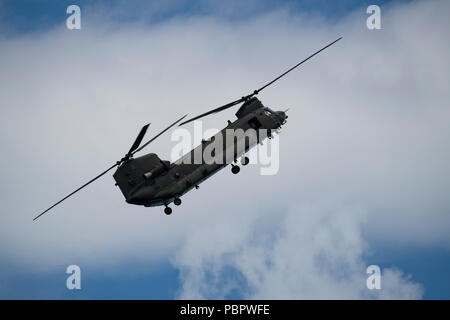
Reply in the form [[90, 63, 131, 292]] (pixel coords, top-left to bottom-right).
[[33, 37, 342, 220]]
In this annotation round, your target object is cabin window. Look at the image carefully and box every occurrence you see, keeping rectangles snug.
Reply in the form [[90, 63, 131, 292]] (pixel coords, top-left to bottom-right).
[[248, 117, 262, 130]]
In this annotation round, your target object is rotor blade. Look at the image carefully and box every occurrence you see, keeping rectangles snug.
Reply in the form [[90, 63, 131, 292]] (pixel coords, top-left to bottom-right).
[[179, 98, 244, 126], [255, 37, 342, 93], [133, 114, 188, 155], [179, 37, 342, 126], [33, 163, 118, 221], [127, 123, 150, 156]]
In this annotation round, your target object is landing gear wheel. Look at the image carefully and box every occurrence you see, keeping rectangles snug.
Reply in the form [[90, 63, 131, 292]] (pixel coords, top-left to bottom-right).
[[231, 165, 240, 174], [174, 198, 182, 206], [241, 156, 249, 166], [164, 206, 172, 215]]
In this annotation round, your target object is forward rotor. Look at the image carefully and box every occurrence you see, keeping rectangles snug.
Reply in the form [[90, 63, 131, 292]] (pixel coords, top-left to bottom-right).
[[179, 37, 342, 126]]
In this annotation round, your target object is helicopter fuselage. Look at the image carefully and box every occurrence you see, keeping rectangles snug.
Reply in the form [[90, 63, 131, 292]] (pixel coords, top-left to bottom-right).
[[113, 98, 287, 209]]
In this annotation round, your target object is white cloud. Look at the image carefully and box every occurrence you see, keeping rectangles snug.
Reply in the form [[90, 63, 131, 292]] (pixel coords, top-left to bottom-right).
[[0, 0, 448, 298], [173, 203, 423, 299]]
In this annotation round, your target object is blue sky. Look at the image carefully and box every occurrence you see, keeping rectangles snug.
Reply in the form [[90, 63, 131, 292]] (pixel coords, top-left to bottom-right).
[[1, 0, 403, 34], [0, 0, 449, 300], [2, 247, 449, 299]]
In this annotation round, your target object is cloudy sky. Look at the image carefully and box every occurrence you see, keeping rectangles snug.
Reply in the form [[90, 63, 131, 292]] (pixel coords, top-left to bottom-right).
[[0, 0, 449, 299]]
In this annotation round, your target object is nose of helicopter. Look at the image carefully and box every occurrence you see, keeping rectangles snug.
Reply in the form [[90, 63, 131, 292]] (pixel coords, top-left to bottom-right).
[[275, 110, 288, 124]]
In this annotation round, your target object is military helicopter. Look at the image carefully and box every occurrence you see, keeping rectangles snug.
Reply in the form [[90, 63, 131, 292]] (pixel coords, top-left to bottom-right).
[[33, 37, 342, 220]]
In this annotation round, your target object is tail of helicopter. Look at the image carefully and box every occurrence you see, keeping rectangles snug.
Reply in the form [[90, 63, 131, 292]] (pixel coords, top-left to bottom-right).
[[113, 153, 170, 202], [33, 115, 187, 220]]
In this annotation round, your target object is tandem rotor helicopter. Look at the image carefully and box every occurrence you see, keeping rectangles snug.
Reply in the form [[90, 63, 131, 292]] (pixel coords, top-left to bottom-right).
[[34, 37, 342, 220]]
